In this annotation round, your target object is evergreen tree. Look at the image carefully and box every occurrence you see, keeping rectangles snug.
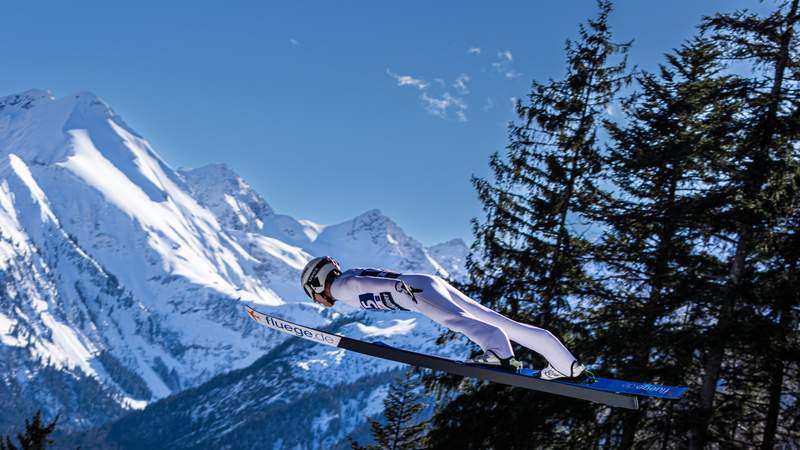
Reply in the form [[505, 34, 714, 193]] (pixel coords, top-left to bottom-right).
[[0, 412, 59, 450], [425, 2, 630, 448], [468, 0, 629, 331], [350, 370, 428, 450], [588, 38, 746, 448], [752, 190, 800, 448], [690, 1, 800, 447], [422, 1, 800, 448]]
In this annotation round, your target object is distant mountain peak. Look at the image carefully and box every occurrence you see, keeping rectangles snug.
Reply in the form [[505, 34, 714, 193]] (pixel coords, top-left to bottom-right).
[[0, 89, 111, 111], [182, 163, 255, 198], [344, 209, 410, 243], [352, 208, 390, 225], [187, 162, 238, 178], [0, 89, 54, 110], [431, 238, 468, 249], [0, 89, 118, 116]]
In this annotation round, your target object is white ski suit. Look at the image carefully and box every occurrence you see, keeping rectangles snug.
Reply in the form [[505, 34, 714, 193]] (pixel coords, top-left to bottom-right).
[[330, 268, 578, 374]]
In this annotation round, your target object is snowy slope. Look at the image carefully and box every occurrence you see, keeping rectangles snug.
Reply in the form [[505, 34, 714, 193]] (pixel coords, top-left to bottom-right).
[[426, 238, 469, 281], [0, 89, 470, 436], [0, 89, 283, 399], [70, 312, 468, 450]]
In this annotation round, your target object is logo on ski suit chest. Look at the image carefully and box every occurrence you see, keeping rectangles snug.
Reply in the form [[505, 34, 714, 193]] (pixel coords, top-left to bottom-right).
[[358, 292, 409, 311]]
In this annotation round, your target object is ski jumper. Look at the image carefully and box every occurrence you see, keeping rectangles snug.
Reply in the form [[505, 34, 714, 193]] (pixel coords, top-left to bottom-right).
[[330, 268, 578, 374]]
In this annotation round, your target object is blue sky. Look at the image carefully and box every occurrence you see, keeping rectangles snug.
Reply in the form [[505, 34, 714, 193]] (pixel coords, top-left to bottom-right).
[[1, 1, 766, 245]]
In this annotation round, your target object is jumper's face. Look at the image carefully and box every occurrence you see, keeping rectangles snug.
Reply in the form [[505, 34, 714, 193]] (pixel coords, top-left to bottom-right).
[[312, 292, 334, 307], [311, 277, 335, 308]]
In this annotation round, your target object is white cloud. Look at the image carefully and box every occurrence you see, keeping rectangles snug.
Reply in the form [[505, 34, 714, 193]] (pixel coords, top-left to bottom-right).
[[289, 38, 300, 47], [421, 92, 448, 116], [387, 68, 469, 121], [386, 69, 428, 90], [467, 47, 481, 55], [483, 97, 495, 111], [421, 92, 468, 122], [510, 96, 519, 112], [492, 50, 521, 79], [452, 74, 470, 94]]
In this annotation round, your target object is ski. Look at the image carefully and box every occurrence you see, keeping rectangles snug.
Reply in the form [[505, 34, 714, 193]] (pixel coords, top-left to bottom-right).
[[246, 307, 685, 410]]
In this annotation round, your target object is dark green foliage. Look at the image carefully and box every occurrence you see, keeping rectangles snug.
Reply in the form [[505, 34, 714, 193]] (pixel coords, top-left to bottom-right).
[[350, 370, 428, 450], [0, 411, 58, 450], [151, 356, 181, 392], [585, 37, 747, 448], [468, 0, 630, 330], [426, 384, 598, 449], [426, 1, 800, 449], [0, 348, 125, 438], [95, 351, 152, 400], [754, 200, 800, 447], [426, 1, 630, 447], [690, 1, 800, 447]]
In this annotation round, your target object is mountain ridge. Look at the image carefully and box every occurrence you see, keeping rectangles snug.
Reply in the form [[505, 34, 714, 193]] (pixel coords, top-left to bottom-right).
[[0, 89, 470, 440]]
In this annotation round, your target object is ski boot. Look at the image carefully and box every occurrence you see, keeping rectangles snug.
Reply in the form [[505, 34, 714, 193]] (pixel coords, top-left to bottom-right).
[[466, 350, 523, 372], [539, 360, 594, 382]]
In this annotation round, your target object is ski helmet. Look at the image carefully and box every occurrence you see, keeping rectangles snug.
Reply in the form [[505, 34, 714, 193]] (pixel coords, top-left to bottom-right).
[[301, 256, 341, 299]]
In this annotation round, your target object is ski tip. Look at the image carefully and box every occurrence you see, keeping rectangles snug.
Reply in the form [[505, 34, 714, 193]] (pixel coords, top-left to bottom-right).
[[244, 306, 258, 321]]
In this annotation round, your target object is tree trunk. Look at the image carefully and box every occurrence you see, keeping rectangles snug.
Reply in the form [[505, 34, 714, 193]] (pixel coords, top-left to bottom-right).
[[758, 3, 798, 445], [761, 359, 784, 450], [620, 174, 679, 449], [693, 2, 798, 446], [761, 259, 796, 449], [543, 62, 598, 328], [619, 410, 643, 449], [691, 228, 749, 449], [659, 403, 675, 450]]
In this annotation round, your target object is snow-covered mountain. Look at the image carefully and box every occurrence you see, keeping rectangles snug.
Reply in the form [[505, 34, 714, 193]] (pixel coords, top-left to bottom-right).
[[69, 312, 463, 449], [0, 89, 470, 439], [180, 163, 465, 278]]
